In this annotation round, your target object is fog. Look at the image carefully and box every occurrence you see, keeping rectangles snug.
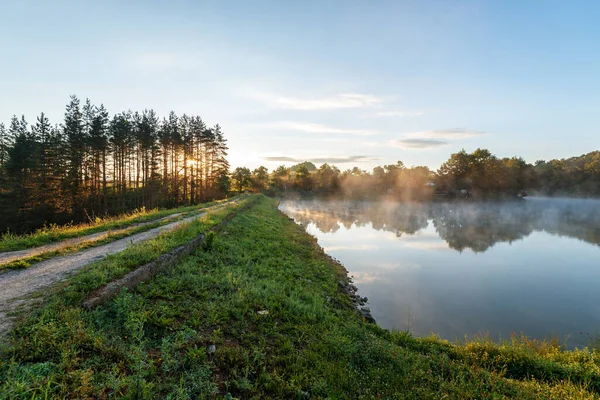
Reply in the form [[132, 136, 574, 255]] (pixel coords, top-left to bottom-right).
[[280, 197, 600, 252]]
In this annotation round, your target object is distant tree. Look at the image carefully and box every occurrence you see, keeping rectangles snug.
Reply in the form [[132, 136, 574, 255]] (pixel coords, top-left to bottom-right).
[[215, 170, 231, 195], [372, 166, 385, 193], [231, 167, 251, 193], [397, 166, 434, 200], [534, 151, 600, 196], [290, 161, 316, 172], [208, 124, 229, 196], [437, 150, 471, 192], [211, 124, 230, 199], [315, 163, 340, 193], [251, 166, 269, 192], [294, 164, 313, 191], [271, 165, 289, 191]]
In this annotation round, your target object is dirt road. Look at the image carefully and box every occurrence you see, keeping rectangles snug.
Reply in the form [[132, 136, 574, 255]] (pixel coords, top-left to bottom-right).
[[0, 201, 237, 338], [0, 212, 184, 266]]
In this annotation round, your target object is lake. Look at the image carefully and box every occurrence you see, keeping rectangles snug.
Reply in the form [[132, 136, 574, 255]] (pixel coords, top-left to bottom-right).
[[279, 197, 600, 348]]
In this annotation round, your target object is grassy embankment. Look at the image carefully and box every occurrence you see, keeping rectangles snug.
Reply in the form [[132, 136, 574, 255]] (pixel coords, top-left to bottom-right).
[[1, 195, 599, 399], [0, 196, 241, 253], [0, 197, 243, 272]]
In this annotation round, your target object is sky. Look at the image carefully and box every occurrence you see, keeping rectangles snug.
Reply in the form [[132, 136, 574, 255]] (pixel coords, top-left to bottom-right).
[[1, 0, 599, 171]]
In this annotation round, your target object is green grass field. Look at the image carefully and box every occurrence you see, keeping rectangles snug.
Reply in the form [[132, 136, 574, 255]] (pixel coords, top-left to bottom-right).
[[1, 195, 598, 399]]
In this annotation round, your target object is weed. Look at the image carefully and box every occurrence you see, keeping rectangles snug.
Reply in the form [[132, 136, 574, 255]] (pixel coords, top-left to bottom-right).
[[203, 231, 216, 251]]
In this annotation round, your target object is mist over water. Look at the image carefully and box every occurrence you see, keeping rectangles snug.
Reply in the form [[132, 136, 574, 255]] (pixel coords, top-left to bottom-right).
[[279, 197, 600, 348]]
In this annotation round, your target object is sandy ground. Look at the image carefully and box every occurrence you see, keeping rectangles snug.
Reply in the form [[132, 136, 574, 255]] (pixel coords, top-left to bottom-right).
[[0, 201, 237, 339]]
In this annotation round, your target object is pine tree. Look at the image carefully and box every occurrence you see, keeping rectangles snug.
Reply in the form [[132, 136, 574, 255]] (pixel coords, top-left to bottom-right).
[[136, 109, 158, 207], [63, 95, 85, 217], [109, 112, 132, 212], [168, 111, 181, 204], [89, 104, 109, 211], [33, 113, 52, 190], [0, 122, 11, 188], [158, 117, 171, 202], [5, 115, 39, 223]]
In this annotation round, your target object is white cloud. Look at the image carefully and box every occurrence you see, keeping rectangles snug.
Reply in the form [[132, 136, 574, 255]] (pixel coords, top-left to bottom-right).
[[248, 92, 385, 110], [390, 139, 449, 149], [365, 110, 425, 118], [405, 129, 486, 139], [264, 121, 378, 136]]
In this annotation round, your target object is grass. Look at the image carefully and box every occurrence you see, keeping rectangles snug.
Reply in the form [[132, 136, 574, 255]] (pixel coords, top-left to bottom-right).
[[0, 217, 180, 272], [0, 196, 241, 253], [0, 195, 599, 399], [0, 198, 244, 273]]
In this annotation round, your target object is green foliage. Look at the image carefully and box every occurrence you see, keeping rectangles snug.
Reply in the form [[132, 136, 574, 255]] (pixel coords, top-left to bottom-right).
[[203, 231, 216, 251], [250, 166, 269, 192], [270, 165, 290, 192], [6, 259, 30, 269], [289, 161, 317, 172], [231, 167, 251, 193], [294, 164, 313, 191], [0, 196, 598, 399], [315, 163, 340, 192], [535, 151, 600, 196], [436, 149, 537, 197]]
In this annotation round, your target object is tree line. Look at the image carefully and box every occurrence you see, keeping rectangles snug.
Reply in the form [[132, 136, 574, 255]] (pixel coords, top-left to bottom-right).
[[231, 149, 600, 199], [0, 95, 230, 233]]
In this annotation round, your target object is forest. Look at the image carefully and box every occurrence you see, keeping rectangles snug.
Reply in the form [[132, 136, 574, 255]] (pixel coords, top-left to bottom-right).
[[0, 96, 229, 233], [232, 149, 600, 200]]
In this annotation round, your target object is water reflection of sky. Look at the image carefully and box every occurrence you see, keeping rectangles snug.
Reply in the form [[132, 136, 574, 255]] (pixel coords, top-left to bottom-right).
[[280, 199, 600, 348]]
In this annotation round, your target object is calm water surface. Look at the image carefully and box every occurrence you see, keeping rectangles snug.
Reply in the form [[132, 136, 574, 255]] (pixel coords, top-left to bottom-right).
[[279, 197, 600, 348]]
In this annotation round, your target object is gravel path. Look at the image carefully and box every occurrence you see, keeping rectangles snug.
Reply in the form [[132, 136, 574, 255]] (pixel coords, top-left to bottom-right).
[[0, 201, 237, 338], [0, 212, 184, 266]]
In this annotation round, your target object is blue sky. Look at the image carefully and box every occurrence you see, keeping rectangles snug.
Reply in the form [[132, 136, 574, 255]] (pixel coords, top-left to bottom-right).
[[1, 0, 598, 171]]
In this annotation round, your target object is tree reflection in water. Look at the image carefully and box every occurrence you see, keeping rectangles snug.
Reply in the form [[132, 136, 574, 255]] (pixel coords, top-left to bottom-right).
[[280, 198, 600, 252]]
